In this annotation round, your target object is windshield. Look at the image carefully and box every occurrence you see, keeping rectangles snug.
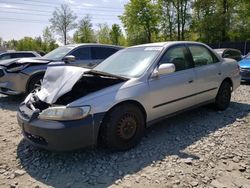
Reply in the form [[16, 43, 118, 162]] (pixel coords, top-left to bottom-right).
[[94, 47, 162, 78], [43, 46, 74, 60]]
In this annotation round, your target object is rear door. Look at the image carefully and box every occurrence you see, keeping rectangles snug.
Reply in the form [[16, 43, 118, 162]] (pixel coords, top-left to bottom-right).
[[148, 44, 196, 120], [187, 44, 222, 104]]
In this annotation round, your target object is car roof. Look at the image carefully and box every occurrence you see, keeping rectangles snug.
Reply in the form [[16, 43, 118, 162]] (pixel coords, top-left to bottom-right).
[[3, 51, 37, 54], [65, 43, 123, 49], [129, 41, 208, 48]]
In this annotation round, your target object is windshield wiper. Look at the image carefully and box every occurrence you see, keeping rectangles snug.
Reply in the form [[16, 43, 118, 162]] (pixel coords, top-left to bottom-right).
[[88, 70, 129, 80]]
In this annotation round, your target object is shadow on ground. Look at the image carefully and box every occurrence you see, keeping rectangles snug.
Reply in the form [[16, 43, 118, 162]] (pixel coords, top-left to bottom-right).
[[17, 102, 250, 188], [0, 94, 24, 111]]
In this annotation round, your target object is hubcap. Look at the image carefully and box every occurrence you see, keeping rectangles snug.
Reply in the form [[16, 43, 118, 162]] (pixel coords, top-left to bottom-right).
[[117, 113, 137, 140]]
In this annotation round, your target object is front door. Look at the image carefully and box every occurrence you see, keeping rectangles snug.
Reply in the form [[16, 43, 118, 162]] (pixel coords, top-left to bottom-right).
[[69, 46, 94, 68], [148, 45, 196, 121]]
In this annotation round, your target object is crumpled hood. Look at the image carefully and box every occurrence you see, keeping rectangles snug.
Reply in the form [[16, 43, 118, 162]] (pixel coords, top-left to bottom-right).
[[0, 57, 51, 67], [35, 66, 89, 104], [0, 58, 18, 66], [239, 59, 250, 68]]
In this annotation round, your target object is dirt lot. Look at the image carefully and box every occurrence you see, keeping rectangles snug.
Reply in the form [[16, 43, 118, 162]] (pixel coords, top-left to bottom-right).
[[0, 85, 249, 188]]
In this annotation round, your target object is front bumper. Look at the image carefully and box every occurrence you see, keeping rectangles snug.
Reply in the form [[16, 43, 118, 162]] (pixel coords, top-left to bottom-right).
[[0, 67, 28, 95], [17, 103, 105, 151], [240, 68, 250, 81]]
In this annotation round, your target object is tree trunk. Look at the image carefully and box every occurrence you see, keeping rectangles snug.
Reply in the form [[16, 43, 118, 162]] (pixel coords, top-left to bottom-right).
[[222, 0, 228, 41]]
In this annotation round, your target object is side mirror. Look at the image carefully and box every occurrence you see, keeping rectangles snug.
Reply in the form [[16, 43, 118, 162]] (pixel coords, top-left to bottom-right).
[[62, 55, 75, 63], [152, 63, 176, 77]]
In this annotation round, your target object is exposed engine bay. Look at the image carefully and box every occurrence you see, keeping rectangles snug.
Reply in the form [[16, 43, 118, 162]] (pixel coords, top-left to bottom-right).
[[25, 66, 127, 111]]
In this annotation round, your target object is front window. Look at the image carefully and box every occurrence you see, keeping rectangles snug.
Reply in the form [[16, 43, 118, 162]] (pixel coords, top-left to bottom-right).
[[94, 47, 162, 78], [43, 46, 74, 60]]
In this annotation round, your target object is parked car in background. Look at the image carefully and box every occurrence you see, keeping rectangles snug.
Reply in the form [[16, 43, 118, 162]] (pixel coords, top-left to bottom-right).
[[0, 51, 41, 61], [17, 41, 241, 151], [214, 48, 242, 61], [239, 53, 250, 82], [0, 44, 122, 95]]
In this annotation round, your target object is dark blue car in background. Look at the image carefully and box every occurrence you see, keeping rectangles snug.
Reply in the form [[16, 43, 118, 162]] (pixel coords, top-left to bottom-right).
[[239, 53, 250, 82]]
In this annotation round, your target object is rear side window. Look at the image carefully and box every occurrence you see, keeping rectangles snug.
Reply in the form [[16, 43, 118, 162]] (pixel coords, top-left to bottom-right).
[[91, 47, 118, 60], [159, 45, 190, 72], [12, 53, 36, 58], [189, 45, 218, 67], [70, 47, 91, 60]]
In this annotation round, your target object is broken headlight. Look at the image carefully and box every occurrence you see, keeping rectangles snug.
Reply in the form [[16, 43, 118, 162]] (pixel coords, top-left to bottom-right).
[[39, 106, 91, 121], [6, 64, 29, 73]]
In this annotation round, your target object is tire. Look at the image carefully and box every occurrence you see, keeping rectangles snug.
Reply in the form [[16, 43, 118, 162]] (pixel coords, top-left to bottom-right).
[[99, 103, 145, 151], [27, 74, 44, 94], [214, 81, 231, 111]]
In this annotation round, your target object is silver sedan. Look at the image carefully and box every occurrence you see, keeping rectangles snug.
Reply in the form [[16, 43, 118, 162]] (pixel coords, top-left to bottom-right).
[[18, 41, 241, 151]]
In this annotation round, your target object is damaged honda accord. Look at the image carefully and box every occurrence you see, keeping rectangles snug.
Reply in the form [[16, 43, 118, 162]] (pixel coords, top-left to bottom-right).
[[17, 42, 241, 151]]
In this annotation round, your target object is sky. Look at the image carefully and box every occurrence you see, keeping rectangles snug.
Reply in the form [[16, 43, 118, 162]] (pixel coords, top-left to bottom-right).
[[0, 0, 129, 41]]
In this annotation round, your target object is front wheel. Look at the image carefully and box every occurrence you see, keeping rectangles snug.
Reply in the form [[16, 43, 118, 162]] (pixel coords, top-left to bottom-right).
[[214, 81, 231, 110], [27, 74, 44, 94], [99, 104, 145, 151]]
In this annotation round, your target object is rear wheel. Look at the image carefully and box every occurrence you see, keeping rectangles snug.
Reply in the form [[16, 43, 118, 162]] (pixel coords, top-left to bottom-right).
[[214, 81, 231, 110], [99, 103, 145, 151], [27, 74, 44, 94]]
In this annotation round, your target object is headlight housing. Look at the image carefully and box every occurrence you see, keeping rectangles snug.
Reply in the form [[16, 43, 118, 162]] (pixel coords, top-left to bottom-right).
[[6, 64, 29, 73], [39, 106, 91, 121]]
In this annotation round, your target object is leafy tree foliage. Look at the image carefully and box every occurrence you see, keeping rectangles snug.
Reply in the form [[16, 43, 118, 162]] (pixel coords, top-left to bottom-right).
[[50, 4, 77, 45], [73, 15, 96, 43], [110, 24, 122, 45], [120, 0, 159, 45], [96, 23, 112, 44]]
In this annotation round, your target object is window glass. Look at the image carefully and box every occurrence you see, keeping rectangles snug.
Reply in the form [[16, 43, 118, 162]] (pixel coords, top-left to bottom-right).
[[91, 47, 118, 59], [0, 54, 11, 60], [159, 46, 189, 72], [70, 47, 91, 60], [12, 53, 35, 58], [94, 47, 161, 78], [189, 45, 215, 67], [43, 46, 74, 60]]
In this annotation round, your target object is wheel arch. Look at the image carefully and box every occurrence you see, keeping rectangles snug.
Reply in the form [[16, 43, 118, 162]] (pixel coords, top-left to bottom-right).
[[25, 71, 45, 93], [96, 99, 147, 149], [96, 100, 147, 145], [106, 100, 147, 122], [221, 77, 233, 91]]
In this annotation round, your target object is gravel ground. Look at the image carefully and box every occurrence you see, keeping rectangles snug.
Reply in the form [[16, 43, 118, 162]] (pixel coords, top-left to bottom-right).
[[0, 85, 250, 188]]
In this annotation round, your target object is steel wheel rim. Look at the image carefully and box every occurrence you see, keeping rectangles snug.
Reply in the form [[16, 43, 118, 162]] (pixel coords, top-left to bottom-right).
[[117, 113, 137, 140]]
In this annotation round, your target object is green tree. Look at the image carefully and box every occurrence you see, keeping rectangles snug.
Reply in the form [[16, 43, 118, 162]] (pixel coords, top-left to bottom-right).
[[42, 26, 58, 52], [109, 24, 122, 45], [158, 0, 176, 40], [96, 24, 112, 44], [50, 4, 77, 45], [73, 15, 96, 43], [120, 0, 158, 45]]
